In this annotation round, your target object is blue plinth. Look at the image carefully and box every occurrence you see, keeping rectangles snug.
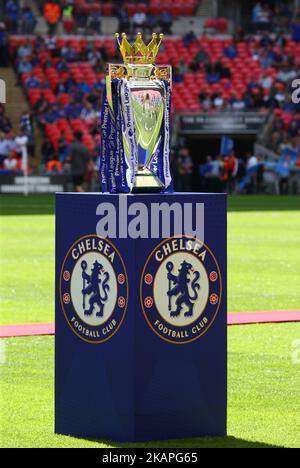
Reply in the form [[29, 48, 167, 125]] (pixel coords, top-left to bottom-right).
[[55, 193, 227, 442]]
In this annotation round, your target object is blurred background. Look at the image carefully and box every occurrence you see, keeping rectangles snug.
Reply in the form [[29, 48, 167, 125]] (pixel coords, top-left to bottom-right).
[[0, 0, 299, 195]]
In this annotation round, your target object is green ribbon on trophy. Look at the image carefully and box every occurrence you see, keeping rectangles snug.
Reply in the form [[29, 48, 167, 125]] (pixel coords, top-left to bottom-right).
[[99, 32, 173, 193]]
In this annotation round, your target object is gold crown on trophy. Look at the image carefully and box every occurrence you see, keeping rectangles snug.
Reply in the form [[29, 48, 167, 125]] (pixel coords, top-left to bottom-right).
[[115, 32, 164, 64]]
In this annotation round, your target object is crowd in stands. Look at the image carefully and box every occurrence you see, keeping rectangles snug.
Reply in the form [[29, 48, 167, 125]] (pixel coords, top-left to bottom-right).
[[251, 1, 295, 33], [172, 145, 244, 194], [0, 23, 10, 66], [173, 143, 300, 195], [7, 25, 299, 189], [1, 0, 299, 192], [173, 28, 300, 113], [203, 1, 297, 35], [0, 104, 33, 174], [0, 1, 37, 34], [0, 0, 176, 36], [34, 1, 197, 35], [10, 34, 108, 180], [268, 108, 300, 156]]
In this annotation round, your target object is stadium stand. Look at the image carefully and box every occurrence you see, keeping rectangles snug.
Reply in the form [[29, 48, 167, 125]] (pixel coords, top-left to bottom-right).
[[37, 1, 198, 18], [9, 32, 299, 145], [0, 103, 30, 174], [34, 0, 198, 35], [0, 0, 37, 33], [0, 0, 299, 193]]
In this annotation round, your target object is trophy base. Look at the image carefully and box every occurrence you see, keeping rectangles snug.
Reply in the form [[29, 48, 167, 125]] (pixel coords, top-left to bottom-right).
[[132, 169, 164, 193]]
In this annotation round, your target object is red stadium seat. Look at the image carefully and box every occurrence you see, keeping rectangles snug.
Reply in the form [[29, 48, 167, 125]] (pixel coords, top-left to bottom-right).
[[204, 19, 217, 30], [216, 18, 228, 33], [102, 4, 113, 16]]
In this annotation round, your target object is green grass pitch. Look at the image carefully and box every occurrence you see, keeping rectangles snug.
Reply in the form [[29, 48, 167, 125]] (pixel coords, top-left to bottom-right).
[[0, 195, 300, 448]]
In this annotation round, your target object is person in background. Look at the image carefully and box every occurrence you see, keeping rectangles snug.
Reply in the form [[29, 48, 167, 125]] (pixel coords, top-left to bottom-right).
[[277, 63, 297, 84], [19, 110, 34, 156], [203, 155, 224, 193], [194, 47, 209, 66], [0, 113, 13, 134], [274, 32, 287, 49], [259, 73, 273, 90], [19, 110, 33, 136], [80, 102, 98, 122], [256, 154, 265, 193], [72, 2, 87, 31], [212, 92, 226, 111], [21, 5, 37, 34], [224, 40, 239, 59], [174, 147, 194, 192], [0, 23, 9, 67], [57, 130, 69, 163], [88, 7, 101, 34], [68, 131, 91, 192], [279, 154, 294, 194], [224, 151, 238, 194], [116, 7, 130, 33], [61, 1, 75, 34], [47, 154, 62, 173], [17, 39, 32, 60], [230, 93, 246, 111], [198, 91, 212, 111], [216, 61, 231, 79], [17, 57, 33, 74], [159, 11, 173, 35], [44, 33, 57, 51], [24, 74, 42, 89], [291, 14, 300, 43], [5, 0, 20, 33], [252, 2, 263, 25], [246, 152, 258, 169], [178, 59, 188, 76], [234, 27, 246, 42], [41, 136, 55, 165], [172, 66, 184, 84], [55, 57, 69, 72], [252, 2, 272, 31], [215, 154, 225, 192], [245, 152, 258, 193], [44, 1, 61, 35], [205, 61, 221, 84], [183, 29, 197, 48], [132, 8, 147, 32], [14, 130, 28, 159], [0, 131, 15, 165], [3, 151, 18, 172]]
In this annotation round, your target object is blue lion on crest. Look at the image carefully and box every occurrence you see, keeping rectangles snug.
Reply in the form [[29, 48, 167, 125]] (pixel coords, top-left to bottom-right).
[[81, 260, 110, 317], [166, 260, 200, 318]]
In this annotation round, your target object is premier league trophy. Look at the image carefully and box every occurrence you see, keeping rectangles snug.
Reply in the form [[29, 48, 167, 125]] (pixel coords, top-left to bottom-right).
[[99, 32, 173, 193]]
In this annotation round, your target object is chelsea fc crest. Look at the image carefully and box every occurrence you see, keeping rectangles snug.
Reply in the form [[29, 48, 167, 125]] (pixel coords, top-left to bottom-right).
[[60, 234, 128, 344], [140, 236, 222, 344]]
